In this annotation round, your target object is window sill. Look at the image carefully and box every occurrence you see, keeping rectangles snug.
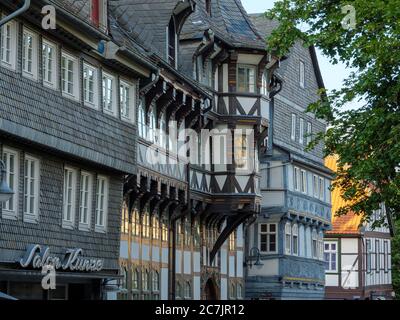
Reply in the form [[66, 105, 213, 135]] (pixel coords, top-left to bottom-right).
[[1, 211, 18, 221], [79, 223, 91, 232], [62, 92, 80, 102], [84, 101, 99, 110], [1, 61, 16, 71], [22, 71, 38, 81], [23, 214, 38, 224], [43, 81, 57, 90], [95, 225, 107, 233], [103, 108, 116, 117], [121, 116, 134, 124], [62, 221, 75, 230]]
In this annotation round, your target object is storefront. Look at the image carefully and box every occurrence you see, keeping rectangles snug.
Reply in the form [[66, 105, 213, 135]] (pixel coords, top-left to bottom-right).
[[0, 244, 119, 300]]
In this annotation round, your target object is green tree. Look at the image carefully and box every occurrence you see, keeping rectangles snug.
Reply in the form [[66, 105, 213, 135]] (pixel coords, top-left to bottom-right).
[[265, 0, 400, 228]]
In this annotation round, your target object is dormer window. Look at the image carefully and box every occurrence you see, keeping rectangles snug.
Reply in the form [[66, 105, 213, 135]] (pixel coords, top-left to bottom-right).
[[167, 17, 177, 67], [90, 0, 107, 32]]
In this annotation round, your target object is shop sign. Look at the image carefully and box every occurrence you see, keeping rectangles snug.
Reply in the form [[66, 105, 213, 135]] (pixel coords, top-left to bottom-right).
[[19, 244, 104, 272]]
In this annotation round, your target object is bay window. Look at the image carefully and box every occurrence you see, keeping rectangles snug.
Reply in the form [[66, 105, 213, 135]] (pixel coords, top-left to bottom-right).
[[237, 64, 256, 93], [285, 222, 292, 255], [138, 100, 147, 138], [148, 109, 156, 144], [292, 224, 299, 256]]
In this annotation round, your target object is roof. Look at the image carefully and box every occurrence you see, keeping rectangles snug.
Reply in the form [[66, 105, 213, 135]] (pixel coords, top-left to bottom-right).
[[181, 0, 266, 50], [325, 155, 363, 235]]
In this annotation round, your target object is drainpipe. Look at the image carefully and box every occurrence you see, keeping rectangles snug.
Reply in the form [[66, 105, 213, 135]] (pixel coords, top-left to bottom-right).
[[0, 0, 31, 27]]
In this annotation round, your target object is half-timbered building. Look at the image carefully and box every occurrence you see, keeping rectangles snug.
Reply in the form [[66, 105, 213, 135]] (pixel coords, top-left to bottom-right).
[[324, 156, 394, 300]]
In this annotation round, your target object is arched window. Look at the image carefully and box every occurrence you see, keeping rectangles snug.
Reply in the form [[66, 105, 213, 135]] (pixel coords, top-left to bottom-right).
[[285, 222, 292, 255], [167, 17, 177, 67], [152, 215, 160, 240], [142, 210, 150, 238], [230, 282, 236, 299], [138, 100, 146, 138], [152, 270, 160, 291], [292, 224, 299, 256], [184, 281, 191, 299], [162, 216, 169, 242], [121, 202, 129, 234], [142, 269, 151, 291], [148, 109, 156, 143], [176, 281, 182, 299], [132, 208, 140, 236], [237, 283, 243, 299], [184, 219, 191, 246], [159, 112, 167, 148], [229, 230, 236, 251], [132, 268, 140, 290]]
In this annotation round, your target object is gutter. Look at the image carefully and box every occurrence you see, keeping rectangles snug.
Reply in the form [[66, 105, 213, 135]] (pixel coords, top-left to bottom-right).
[[0, 0, 30, 27]]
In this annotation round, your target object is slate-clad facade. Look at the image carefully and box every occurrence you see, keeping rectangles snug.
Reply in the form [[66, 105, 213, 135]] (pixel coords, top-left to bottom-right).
[[0, 0, 154, 299], [245, 14, 332, 300]]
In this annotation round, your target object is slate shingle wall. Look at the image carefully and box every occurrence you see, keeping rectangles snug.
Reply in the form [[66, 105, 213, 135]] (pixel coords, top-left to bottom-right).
[[0, 64, 136, 174], [0, 142, 123, 271], [273, 41, 326, 163]]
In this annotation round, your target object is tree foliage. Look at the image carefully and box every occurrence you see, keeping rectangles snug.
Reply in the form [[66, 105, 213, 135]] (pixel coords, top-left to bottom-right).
[[266, 0, 400, 227]]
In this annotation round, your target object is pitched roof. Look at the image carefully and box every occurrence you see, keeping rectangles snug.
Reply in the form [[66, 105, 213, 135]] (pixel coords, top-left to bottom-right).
[[325, 155, 363, 235], [181, 0, 266, 50]]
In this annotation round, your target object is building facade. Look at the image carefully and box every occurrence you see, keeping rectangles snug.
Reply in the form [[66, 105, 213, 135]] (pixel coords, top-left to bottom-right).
[[113, 0, 279, 301], [0, 0, 154, 299], [244, 14, 332, 300], [324, 156, 394, 300]]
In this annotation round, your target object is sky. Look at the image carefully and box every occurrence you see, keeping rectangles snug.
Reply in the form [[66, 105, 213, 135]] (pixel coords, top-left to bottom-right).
[[241, 0, 355, 99]]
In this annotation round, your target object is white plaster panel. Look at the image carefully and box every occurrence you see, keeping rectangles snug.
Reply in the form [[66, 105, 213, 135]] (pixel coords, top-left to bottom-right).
[[325, 274, 339, 287], [194, 276, 201, 300], [120, 241, 128, 259], [184, 251, 192, 275], [162, 247, 169, 264], [161, 268, 169, 300], [341, 238, 358, 254], [229, 256, 236, 277], [194, 252, 201, 273], [220, 278, 228, 300]]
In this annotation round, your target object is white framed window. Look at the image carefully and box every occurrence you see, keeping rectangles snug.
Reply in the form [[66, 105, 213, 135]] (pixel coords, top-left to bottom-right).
[[366, 239, 372, 273], [102, 72, 117, 116], [61, 52, 80, 100], [79, 171, 93, 230], [152, 215, 160, 240], [229, 231, 236, 251], [312, 229, 318, 258], [83, 62, 99, 109], [285, 222, 292, 255], [319, 177, 325, 201], [95, 175, 108, 232], [299, 118, 304, 144], [152, 270, 160, 292], [261, 72, 268, 96], [0, 20, 17, 70], [292, 224, 299, 256], [120, 80, 135, 122], [132, 208, 140, 236], [291, 114, 296, 141], [324, 241, 338, 272], [237, 283, 243, 300], [138, 100, 146, 138], [313, 174, 319, 198], [375, 239, 380, 272], [159, 112, 167, 148], [148, 109, 156, 143], [237, 64, 256, 93], [22, 28, 38, 80], [384, 241, 389, 273], [23, 155, 40, 223], [162, 216, 169, 242], [301, 169, 307, 194], [259, 223, 277, 254], [299, 60, 305, 88], [142, 210, 150, 238], [306, 122, 312, 145], [42, 39, 57, 89], [1, 147, 19, 219], [63, 167, 77, 228], [294, 166, 301, 192]]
